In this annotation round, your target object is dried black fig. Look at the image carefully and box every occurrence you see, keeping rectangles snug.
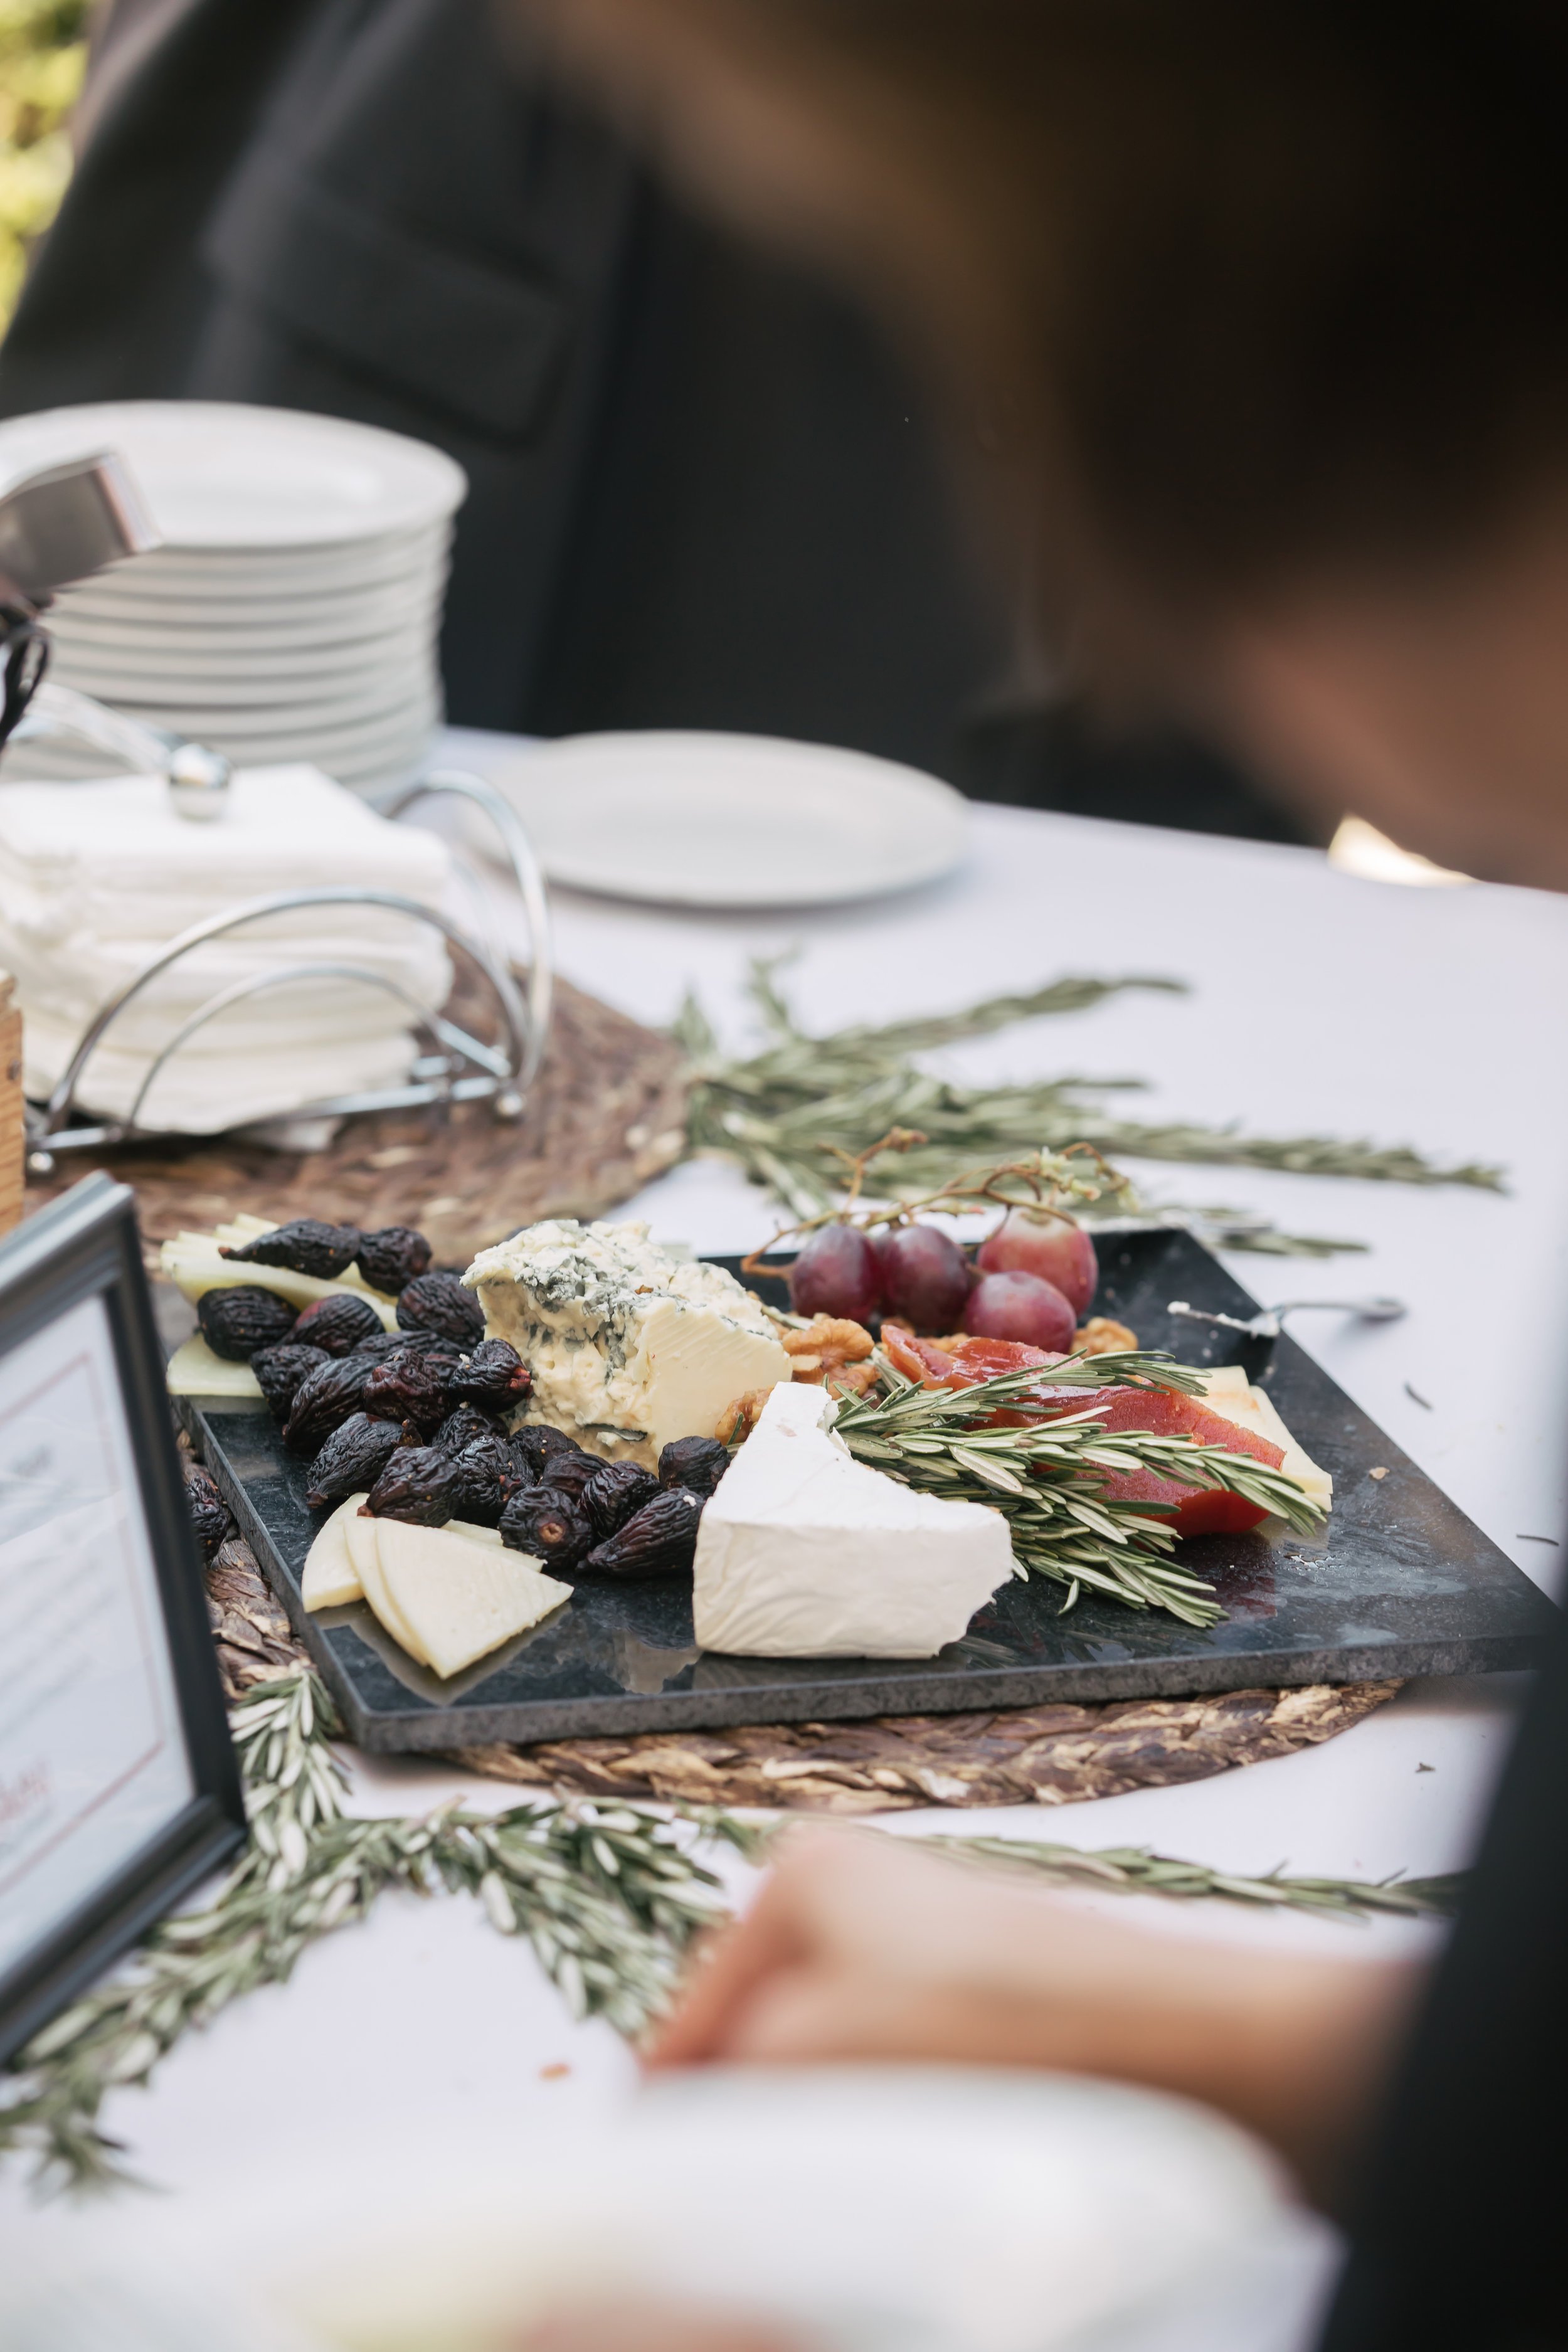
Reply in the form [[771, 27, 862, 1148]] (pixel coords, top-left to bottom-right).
[[446, 1439, 512, 1527], [251, 1341, 330, 1418], [435, 1402, 507, 1454], [396, 1271, 484, 1348], [361, 1350, 448, 1435], [364, 1444, 464, 1526], [445, 1337, 531, 1411], [657, 1436, 731, 1499], [499, 1485, 595, 1569], [291, 1292, 385, 1357], [582, 1488, 703, 1580], [220, 1218, 361, 1279], [305, 1414, 417, 1509], [184, 1466, 230, 1562], [356, 1225, 433, 1295], [527, 1448, 600, 1502], [283, 1354, 376, 1453], [509, 1424, 588, 1484], [581, 1463, 660, 1543], [197, 1285, 300, 1362]]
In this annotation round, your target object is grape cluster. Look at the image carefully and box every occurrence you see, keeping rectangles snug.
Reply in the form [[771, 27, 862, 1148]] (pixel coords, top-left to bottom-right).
[[787, 1207, 1099, 1351]]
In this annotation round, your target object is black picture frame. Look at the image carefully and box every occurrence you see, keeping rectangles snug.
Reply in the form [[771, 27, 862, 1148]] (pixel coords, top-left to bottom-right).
[[0, 1173, 245, 2069]]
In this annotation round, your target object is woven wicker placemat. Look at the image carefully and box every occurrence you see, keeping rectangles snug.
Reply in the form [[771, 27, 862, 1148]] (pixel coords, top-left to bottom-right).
[[29, 969, 691, 1269], [182, 1446, 1399, 1811]]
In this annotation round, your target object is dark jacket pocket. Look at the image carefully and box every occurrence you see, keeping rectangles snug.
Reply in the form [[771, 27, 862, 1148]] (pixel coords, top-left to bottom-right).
[[202, 142, 569, 443]]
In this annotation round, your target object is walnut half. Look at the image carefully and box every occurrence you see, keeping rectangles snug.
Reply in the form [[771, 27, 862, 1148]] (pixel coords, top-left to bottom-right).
[[1074, 1316, 1140, 1357], [780, 1315, 875, 1383]]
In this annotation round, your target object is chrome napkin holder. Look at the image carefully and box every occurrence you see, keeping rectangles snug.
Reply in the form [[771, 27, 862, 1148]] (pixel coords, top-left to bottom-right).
[[10, 700, 554, 1172], [0, 447, 553, 1170]]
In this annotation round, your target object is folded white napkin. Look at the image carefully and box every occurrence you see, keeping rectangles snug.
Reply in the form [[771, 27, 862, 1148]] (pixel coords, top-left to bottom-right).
[[0, 764, 457, 1130]]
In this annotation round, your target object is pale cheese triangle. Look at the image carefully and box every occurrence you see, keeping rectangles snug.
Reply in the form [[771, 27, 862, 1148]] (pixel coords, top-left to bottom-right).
[[302, 1493, 369, 1609], [374, 1520, 571, 1679], [1196, 1367, 1332, 1513], [158, 1232, 399, 1321], [166, 1335, 263, 1399], [347, 1511, 432, 1666]]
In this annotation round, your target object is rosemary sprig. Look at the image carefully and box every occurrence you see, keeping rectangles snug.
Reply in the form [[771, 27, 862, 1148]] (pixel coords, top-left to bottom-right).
[[830, 1350, 1325, 1627], [677, 959, 1502, 1243], [923, 1834, 1465, 1922], [0, 1677, 725, 2193], [3, 1673, 1457, 2195], [704, 1812, 1463, 1924]]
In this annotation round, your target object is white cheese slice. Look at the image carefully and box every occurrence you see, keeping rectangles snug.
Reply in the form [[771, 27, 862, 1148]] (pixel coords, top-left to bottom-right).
[[165, 1334, 265, 1398], [302, 1493, 371, 1609], [159, 1227, 399, 1322], [374, 1520, 571, 1678], [448, 1520, 505, 1549], [694, 1381, 1014, 1659], [467, 1217, 790, 1468], [346, 1511, 431, 1665], [338, 1510, 516, 1650], [1197, 1367, 1333, 1513]]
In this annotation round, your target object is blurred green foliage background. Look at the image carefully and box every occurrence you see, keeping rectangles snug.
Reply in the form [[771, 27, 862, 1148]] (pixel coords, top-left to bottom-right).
[[0, 0, 88, 334]]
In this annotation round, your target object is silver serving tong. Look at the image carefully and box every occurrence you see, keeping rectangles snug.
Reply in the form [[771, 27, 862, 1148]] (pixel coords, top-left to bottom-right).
[[1167, 1296, 1407, 1342]]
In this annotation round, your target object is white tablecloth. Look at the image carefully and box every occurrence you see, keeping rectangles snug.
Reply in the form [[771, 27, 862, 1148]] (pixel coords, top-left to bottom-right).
[[8, 731, 1567, 2346]]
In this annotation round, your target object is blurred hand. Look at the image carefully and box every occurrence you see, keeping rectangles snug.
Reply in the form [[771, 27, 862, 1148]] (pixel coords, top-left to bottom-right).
[[648, 1825, 1419, 2203]]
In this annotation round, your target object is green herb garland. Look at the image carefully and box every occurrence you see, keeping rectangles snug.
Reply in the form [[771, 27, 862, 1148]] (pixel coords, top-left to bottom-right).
[[1, 1673, 1458, 2195], [676, 960, 1502, 1251]]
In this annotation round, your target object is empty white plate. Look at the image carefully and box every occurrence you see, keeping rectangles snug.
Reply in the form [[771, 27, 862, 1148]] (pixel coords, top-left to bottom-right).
[[0, 400, 465, 546], [477, 729, 970, 908]]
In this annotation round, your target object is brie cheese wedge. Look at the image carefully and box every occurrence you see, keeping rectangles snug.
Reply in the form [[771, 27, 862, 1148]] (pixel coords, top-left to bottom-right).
[[694, 1381, 1014, 1659], [1197, 1367, 1333, 1513], [467, 1217, 790, 1468], [374, 1520, 571, 1678]]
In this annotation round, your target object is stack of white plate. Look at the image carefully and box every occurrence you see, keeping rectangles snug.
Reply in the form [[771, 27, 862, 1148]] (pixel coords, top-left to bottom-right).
[[0, 400, 465, 796]]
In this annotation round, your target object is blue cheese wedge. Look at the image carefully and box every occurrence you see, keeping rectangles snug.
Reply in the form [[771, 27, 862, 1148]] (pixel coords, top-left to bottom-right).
[[467, 1219, 790, 1468], [694, 1380, 1014, 1658]]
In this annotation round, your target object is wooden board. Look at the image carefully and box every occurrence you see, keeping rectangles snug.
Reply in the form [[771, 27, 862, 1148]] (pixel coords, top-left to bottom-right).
[[26, 969, 690, 1268]]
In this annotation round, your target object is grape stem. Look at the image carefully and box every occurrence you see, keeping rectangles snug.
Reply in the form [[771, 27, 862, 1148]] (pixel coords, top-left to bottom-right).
[[739, 1142, 1129, 1279]]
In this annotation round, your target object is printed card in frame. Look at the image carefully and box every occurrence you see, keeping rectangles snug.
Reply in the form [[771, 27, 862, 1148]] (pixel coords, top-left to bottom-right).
[[0, 1173, 245, 2069]]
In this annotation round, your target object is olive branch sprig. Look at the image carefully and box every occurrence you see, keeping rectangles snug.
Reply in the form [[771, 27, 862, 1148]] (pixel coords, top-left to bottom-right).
[[4, 1673, 1454, 2196], [830, 1350, 1325, 1627], [677, 958, 1502, 1250]]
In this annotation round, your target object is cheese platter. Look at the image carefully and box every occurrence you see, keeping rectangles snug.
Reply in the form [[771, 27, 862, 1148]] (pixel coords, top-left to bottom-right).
[[167, 1205, 1557, 1752]]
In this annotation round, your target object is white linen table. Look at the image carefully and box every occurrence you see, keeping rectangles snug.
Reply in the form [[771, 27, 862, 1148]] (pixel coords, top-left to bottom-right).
[[8, 729, 1567, 2350]]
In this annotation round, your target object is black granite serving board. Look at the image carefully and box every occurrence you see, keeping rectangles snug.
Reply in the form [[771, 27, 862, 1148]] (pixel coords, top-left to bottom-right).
[[177, 1233, 1559, 1751]]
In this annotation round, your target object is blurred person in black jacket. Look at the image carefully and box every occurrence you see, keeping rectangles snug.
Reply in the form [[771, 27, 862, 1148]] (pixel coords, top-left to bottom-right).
[[487, 5, 1568, 2349], [0, 0, 1304, 840]]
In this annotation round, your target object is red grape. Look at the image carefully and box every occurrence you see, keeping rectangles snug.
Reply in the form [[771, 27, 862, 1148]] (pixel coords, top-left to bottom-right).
[[963, 1269, 1077, 1351], [878, 1223, 973, 1333], [789, 1225, 882, 1322], [975, 1210, 1098, 1316]]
